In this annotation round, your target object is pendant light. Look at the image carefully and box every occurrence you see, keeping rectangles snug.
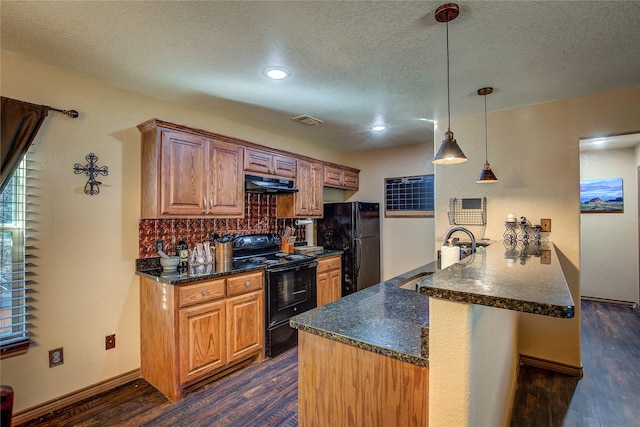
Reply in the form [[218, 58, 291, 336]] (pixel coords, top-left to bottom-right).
[[432, 3, 467, 165], [476, 87, 498, 183]]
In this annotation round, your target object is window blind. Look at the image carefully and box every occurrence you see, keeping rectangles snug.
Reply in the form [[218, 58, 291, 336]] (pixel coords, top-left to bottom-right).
[[0, 157, 32, 349]]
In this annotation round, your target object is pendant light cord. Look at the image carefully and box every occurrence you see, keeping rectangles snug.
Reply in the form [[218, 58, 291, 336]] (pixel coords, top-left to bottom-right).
[[446, 20, 451, 133], [484, 94, 488, 162]]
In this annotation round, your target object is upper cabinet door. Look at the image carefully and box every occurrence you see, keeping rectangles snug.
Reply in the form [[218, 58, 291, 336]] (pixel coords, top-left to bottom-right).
[[293, 160, 312, 217], [323, 165, 359, 191], [272, 154, 297, 178], [244, 147, 296, 178], [277, 160, 323, 218], [208, 139, 244, 217], [309, 162, 323, 217], [160, 130, 207, 216]]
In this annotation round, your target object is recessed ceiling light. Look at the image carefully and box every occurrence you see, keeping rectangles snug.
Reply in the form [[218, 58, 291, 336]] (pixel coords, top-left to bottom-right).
[[264, 67, 289, 80], [371, 125, 386, 132]]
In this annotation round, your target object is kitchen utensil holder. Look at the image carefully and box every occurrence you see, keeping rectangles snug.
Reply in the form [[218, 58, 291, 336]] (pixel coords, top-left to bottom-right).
[[215, 241, 233, 265], [448, 197, 486, 225]]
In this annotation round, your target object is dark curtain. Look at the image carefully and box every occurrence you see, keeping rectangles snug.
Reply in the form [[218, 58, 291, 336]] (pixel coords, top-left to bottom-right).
[[1, 97, 49, 193]]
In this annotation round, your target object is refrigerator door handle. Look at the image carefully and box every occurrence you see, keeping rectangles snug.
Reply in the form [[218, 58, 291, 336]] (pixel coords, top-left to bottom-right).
[[354, 238, 361, 279]]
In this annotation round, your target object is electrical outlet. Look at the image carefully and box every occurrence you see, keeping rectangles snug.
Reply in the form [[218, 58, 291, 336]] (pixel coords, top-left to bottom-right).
[[540, 218, 551, 232], [105, 334, 116, 350], [49, 347, 64, 367], [155, 240, 165, 253]]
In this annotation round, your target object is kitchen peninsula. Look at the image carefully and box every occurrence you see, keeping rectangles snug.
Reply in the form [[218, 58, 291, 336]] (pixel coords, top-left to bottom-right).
[[291, 241, 575, 426]]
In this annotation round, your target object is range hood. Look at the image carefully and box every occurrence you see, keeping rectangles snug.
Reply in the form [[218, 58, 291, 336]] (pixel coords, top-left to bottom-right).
[[245, 174, 298, 194]]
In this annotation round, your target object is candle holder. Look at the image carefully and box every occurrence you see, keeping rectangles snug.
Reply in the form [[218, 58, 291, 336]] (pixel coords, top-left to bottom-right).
[[503, 221, 517, 245], [530, 225, 542, 246], [517, 216, 531, 246]]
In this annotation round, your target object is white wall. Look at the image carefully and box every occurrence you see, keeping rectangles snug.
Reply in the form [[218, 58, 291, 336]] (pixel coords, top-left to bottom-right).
[[435, 86, 640, 368], [344, 144, 436, 280], [580, 146, 639, 303], [429, 298, 518, 427], [0, 51, 344, 413]]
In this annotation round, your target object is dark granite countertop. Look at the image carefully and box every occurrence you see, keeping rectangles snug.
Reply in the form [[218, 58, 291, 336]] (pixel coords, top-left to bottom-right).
[[418, 241, 575, 318], [290, 239, 575, 368], [135, 257, 265, 285], [290, 263, 435, 367]]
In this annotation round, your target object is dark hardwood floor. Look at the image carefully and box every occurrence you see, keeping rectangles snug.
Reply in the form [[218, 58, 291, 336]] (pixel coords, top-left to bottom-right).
[[511, 300, 640, 427], [17, 300, 640, 427]]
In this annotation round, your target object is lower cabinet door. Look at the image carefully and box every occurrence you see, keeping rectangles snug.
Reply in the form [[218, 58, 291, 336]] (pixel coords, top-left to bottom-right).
[[317, 268, 342, 307], [329, 269, 342, 302], [226, 291, 264, 364], [317, 271, 330, 307], [179, 300, 226, 384]]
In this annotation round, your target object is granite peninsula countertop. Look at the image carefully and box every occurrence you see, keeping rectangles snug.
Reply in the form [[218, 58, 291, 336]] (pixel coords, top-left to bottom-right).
[[291, 240, 575, 367], [417, 241, 575, 318], [290, 263, 435, 367]]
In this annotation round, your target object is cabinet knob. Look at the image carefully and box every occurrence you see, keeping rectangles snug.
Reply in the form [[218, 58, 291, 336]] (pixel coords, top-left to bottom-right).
[[328, 264, 333, 268], [202, 289, 208, 296], [245, 281, 251, 286]]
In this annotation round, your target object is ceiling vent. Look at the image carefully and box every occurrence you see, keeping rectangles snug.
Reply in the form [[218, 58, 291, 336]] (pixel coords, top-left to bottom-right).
[[291, 115, 323, 126]]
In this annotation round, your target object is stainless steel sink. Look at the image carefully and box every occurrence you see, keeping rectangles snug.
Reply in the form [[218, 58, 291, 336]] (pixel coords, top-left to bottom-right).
[[397, 272, 434, 291]]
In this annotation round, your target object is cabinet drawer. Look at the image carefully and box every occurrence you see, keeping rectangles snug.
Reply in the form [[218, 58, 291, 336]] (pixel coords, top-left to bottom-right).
[[317, 256, 341, 274], [227, 271, 264, 297], [179, 279, 225, 307]]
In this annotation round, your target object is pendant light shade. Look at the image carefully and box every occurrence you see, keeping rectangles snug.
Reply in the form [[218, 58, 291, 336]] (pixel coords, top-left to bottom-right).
[[432, 3, 467, 165], [476, 87, 498, 183], [433, 130, 467, 164]]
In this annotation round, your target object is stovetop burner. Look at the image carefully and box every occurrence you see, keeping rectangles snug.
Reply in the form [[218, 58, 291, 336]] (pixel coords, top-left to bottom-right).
[[232, 234, 316, 270]]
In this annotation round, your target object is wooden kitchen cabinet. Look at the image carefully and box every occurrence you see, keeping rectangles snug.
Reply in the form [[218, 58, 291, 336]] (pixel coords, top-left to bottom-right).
[[298, 331, 428, 427], [244, 147, 297, 178], [179, 299, 226, 384], [323, 165, 359, 190], [138, 120, 244, 218], [276, 160, 323, 218], [207, 139, 245, 217], [317, 255, 342, 306], [226, 291, 263, 363], [140, 270, 264, 402], [159, 130, 208, 216]]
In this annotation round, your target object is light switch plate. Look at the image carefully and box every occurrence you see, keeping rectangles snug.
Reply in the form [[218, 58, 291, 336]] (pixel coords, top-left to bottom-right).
[[540, 218, 551, 232]]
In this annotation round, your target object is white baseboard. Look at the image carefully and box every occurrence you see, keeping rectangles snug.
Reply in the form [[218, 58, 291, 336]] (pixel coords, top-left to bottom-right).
[[519, 355, 583, 378], [581, 296, 637, 308], [12, 369, 140, 425]]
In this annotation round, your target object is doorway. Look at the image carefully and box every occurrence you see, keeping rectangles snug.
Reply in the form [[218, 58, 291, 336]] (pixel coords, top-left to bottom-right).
[[579, 133, 640, 304]]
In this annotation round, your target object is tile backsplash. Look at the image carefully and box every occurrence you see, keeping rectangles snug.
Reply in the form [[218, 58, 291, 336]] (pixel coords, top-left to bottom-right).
[[138, 193, 306, 258]]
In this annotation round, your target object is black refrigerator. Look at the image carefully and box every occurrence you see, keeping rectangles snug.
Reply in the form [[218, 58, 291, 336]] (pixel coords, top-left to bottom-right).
[[316, 202, 380, 296]]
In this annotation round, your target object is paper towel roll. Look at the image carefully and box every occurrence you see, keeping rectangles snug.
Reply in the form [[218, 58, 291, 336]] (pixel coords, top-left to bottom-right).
[[441, 245, 461, 269]]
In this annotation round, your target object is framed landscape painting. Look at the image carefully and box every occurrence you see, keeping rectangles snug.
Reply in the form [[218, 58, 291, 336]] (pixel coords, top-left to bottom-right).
[[580, 178, 623, 213]]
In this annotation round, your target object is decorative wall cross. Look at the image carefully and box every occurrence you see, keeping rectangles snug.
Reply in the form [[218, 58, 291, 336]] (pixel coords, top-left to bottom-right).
[[73, 153, 109, 196]]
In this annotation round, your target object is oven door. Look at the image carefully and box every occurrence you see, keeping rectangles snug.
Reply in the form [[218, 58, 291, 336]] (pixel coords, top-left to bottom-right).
[[266, 261, 317, 328]]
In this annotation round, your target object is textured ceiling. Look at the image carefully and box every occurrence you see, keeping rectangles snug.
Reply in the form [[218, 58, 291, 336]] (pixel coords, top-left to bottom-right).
[[2, 1, 640, 152]]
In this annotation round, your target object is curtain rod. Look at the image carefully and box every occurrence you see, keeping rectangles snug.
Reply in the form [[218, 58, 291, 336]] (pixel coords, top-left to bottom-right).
[[48, 106, 79, 118]]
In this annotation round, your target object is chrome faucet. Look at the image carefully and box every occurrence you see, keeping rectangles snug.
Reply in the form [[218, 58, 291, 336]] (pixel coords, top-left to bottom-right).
[[444, 227, 476, 254]]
